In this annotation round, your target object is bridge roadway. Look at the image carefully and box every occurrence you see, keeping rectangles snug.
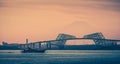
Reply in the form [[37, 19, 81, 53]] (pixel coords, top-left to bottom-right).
[[20, 33, 120, 49], [38, 38, 120, 43], [20, 38, 120, 49]]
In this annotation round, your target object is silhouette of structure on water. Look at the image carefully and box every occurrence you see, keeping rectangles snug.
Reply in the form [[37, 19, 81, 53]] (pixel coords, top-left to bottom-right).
[[1, 32, 120, 50]]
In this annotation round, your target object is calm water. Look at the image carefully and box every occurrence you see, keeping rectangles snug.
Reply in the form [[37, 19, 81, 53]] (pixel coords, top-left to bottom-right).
[[0, 50, 120, 64]]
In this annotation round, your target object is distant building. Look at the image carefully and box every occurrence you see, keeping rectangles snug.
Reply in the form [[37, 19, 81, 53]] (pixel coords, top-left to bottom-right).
[[2, 41, 8, 46], [0, 41, 22, 50]]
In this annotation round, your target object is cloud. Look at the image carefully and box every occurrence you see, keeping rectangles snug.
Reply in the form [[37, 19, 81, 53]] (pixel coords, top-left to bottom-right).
[[0, 0, 120, 11], [91, 0, 120, 11]]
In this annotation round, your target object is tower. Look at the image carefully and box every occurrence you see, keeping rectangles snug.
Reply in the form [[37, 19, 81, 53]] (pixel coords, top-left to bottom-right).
[[26, 38, 28, 44]]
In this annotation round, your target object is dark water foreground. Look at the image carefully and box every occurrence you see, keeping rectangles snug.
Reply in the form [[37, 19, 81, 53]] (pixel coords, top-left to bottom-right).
[[0, 50, 120, 64]]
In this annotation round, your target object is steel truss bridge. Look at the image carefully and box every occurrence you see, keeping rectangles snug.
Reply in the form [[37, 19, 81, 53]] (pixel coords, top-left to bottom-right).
[[20, 32, 120, 49]]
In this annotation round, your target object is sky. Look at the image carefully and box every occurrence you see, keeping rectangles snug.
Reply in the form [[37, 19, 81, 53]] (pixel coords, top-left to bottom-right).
[[0, 0, 120, 44]]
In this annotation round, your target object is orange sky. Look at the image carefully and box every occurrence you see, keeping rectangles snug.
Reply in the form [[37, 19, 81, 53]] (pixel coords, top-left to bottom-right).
[[0, 0, 120, 44]]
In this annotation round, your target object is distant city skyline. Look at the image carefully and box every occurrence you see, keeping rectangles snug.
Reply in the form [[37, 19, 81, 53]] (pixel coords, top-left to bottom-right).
[[0, 0, 120, 44]]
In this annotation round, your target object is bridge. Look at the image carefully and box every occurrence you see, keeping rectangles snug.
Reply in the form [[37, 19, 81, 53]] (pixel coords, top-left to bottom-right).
[[20, 32, 120, 49]]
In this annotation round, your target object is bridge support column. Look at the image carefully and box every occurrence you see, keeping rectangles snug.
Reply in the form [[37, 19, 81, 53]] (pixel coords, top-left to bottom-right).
[[46, 42, 51, 49], [32, 43, 35, 49], [39, 42, 41, 49], [58, 45, 64, 50]]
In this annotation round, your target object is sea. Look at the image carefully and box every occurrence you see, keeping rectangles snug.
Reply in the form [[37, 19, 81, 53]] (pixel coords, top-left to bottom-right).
[[0, 50, 120, 64]]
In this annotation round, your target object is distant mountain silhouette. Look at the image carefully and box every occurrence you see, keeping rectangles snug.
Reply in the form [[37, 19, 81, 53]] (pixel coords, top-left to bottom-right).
[[59, 21, 97, 37]]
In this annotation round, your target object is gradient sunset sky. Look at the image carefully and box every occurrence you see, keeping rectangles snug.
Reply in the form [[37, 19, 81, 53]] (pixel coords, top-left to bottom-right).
[[0, 0, 120, 44]]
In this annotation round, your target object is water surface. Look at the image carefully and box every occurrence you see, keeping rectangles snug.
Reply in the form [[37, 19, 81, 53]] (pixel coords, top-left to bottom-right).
[[0, 50, 120, 64]]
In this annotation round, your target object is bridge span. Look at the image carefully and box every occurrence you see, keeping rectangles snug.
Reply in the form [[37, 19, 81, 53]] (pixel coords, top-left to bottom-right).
[[20, 32, 120, 49]]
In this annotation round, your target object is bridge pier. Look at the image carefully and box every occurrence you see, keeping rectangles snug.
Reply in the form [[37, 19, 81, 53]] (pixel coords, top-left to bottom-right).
[[58, 45, 64, 50], [46, 42, 51, 49], [38, 42, 41, 48]]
